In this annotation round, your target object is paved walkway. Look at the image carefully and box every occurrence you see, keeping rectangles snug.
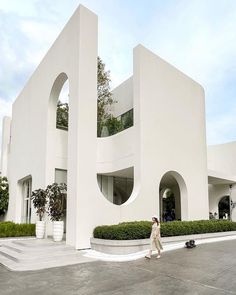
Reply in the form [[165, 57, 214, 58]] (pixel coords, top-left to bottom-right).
[[0, 239, 236, 295], [0, 238, 95, 271]]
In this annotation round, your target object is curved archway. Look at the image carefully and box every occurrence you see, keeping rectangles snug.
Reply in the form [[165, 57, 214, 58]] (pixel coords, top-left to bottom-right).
[[47, 72, 70, 234], [218, 195, 230, 219], [48, 72, 69, 130], [97, 167, 134, 205], [159, 171, 188, 221]]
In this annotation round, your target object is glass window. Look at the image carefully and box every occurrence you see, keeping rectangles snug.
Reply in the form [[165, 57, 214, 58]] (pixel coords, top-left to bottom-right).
[[97, 174, 134, 205], [121, 109, 133, 129], [22, 178, 32, 224], [55, 169, 67, 184]]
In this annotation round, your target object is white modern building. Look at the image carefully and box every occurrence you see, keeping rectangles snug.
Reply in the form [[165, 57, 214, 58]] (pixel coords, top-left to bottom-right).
[[1, 5, 236, 250]]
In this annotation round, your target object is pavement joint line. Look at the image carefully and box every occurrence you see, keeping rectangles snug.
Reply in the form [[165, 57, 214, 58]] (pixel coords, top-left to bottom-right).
[[203, 263, 236, 285], [84, 234, 236, 262], [162, 272, 236, 294], [1, 235, 236, 272], [133, 266, 154, 274]]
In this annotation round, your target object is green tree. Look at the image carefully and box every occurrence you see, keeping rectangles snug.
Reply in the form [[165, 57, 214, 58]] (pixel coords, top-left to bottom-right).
[[31, 188, 48, 221], [56, 57, 122, 136], [47, 183, 67, 221], [105, 116, 123, 136], [0, 176, 9, 215], [56, 101, 69, 130], [97, 56, 116, 136]]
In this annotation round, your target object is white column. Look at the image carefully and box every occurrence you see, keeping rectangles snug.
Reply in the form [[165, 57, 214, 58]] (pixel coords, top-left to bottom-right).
[[0, 116, 11, 177]]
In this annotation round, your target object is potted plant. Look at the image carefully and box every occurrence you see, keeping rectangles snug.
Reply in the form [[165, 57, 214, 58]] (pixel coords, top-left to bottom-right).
[[31, 188, 47, 238], [47, 182, 67, 242], [0, 176, 9, 217]]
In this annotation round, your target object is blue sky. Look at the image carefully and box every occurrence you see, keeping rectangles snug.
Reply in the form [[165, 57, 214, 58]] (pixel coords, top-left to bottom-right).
[[1, 0, 236, 147]]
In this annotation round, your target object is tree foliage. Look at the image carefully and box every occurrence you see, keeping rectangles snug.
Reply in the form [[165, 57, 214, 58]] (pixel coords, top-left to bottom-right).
[[0, 176, 9, 215], [56, 101, 69, 130], [97, 56, 116, 136], [103, 116, 123, 136], [31, 188, 48, 221], [56, 57, 119, 136], [47, 183, 67, 221]]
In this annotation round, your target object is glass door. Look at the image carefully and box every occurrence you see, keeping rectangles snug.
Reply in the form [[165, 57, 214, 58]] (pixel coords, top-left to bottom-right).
[[22, 178, 32, 224]]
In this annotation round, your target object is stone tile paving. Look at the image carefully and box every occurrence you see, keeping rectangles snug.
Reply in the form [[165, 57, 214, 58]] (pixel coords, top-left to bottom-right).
[[0, 239, 236, 295]]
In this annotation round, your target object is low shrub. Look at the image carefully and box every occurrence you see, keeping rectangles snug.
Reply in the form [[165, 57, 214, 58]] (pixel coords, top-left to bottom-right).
[[93, 220, 236, 240], [0, 222, 35, 238]]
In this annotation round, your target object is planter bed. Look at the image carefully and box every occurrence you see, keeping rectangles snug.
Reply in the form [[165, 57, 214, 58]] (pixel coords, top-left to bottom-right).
[[91, 231, 236, 255]]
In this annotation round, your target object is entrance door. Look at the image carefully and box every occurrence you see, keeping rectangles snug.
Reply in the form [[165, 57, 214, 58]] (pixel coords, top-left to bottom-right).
[[22, 178, 32, 223], [218, 195, 230, 219], [55, 169, 67, 233]]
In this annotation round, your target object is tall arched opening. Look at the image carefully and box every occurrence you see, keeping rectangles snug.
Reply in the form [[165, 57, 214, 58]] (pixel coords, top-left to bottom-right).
[[48, 73, 69, 235], [159, 171, 188, 221], [218, 195, 230, 219]]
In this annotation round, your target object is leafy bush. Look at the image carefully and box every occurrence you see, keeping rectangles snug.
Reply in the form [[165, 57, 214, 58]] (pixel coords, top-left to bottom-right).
[[0, 177, 9, 215], [104, 116, 123, 136], [0, 222, 35, 238], [93, 220, 236, 240], [47, 183, 67, 221], [31, 188, 47, 221]]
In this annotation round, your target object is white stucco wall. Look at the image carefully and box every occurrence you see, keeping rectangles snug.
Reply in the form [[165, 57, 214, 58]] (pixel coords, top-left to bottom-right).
[[120, 45, 209, 221], [209, 183, 236, 221], [97, 127, 134, 173], [112, 77, 133, 117], [208, 184, 229, 215], [4, 6, 122, 249], [1, 6, 213, 250]]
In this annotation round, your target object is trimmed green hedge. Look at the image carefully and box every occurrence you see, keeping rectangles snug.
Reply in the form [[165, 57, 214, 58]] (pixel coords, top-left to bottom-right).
[[0, 222, 35, 238], [93, 220, 236, 240]]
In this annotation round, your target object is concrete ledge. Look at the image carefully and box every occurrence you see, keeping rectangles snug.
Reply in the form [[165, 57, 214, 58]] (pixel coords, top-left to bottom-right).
[[91, 231, 236, 255], [91, 238, 150, 254]]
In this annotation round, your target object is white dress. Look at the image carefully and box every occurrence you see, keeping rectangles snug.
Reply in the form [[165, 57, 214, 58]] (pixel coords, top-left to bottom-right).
[[150, 223, 163, 251]]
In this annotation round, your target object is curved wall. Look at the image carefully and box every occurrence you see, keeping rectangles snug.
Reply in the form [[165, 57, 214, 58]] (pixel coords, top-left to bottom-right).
[[97, 127, 135, 173]]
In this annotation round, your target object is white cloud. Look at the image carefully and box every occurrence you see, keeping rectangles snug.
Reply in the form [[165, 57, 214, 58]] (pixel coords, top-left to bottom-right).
[[1, 0, 236, 149], [0, 0, 38, 17], [20, 19, 61, 66]]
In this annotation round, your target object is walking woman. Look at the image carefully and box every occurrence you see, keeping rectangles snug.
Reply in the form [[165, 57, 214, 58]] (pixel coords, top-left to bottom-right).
[[145, 215, 163, 259]]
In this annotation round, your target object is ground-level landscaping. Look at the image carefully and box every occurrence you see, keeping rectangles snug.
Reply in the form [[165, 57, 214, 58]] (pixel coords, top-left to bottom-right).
[[93, 220, 236, 240], [0, 222, 35, 238]]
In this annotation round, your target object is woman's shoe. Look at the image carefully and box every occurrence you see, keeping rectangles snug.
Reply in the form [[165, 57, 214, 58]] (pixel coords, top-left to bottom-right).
[[156, 255, 161, 259], [145, 255, 151, 259]]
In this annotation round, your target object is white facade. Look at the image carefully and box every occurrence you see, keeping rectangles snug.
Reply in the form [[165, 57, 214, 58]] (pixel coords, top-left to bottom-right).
[[1, 5, 236, 249]]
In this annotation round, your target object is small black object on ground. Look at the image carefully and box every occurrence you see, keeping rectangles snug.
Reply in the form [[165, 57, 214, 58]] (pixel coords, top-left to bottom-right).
[[185, 239, 196, 249]]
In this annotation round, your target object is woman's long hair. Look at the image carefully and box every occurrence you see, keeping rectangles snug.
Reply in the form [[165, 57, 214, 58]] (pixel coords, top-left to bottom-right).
[[153, 217, 159, 225]]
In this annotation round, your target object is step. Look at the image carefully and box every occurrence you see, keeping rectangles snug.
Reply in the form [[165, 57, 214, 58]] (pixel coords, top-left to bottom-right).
[[0, 249, 18, 262], [10, 241, 73, 252], [2, 244, 23, 253], [0, 245, 87, 263], [0, 253, 18, 270], [0, 238, 97, 271], [0, 249, 94, 271], [10, 254, 95, 271], [12, 239, 66, 247]]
